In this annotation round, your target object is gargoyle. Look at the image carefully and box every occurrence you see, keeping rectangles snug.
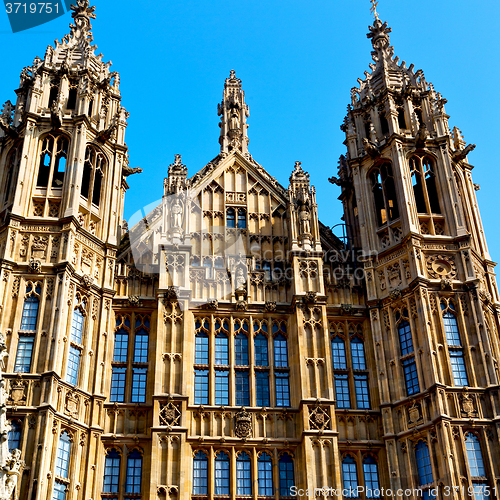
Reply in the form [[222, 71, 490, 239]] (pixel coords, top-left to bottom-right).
[[362, 137, 380, 157], [453, 143, 476, 162], [122, 166, 143, 177]]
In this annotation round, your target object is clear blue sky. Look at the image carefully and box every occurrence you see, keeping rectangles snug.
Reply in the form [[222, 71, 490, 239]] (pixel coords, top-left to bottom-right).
[[1, 0, 499, 263]]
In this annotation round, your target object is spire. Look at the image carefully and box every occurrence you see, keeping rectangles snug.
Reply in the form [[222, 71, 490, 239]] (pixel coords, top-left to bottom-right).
[[217, 70, 250, 157]]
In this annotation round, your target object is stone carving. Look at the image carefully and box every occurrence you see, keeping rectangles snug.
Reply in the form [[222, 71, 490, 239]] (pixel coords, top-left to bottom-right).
[[8, 376, 27, 407], [235, 299, 248, 311], [28, 258, 41, 274], [159, 400, 181, 427], [65, 392, 79, 419], [128, 295, 141, 307], [426, 255, 457, 280], [82, 274, 93, 288], [461, 391, 475, 417], [309, 404, 331, 431], [407, 402, 422, 426], [234, 409, 252, 438], [206, 299, 218, 311], [265, 301, 277, 312]]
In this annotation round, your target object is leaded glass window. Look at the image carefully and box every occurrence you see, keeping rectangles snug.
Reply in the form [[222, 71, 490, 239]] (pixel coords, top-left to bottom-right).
[[342, 455, 359, 497], [279, 454, 295, 497]]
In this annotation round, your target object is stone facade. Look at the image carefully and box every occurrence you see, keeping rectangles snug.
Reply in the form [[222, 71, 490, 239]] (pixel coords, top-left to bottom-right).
[[0, 3, 499, 500]]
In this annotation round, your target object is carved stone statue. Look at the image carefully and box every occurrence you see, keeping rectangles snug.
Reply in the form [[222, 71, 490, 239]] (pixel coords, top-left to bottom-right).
[[299, 203, 311, 236], [229, 107, 240, 131], [171, 199, 183, 229]]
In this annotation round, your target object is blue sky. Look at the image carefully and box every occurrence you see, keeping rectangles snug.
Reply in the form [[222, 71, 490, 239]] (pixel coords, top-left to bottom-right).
[[1, 0, 499, 263]]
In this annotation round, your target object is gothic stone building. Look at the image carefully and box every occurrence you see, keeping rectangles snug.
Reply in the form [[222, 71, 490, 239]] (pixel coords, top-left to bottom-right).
[[0, 2, 499, 500]]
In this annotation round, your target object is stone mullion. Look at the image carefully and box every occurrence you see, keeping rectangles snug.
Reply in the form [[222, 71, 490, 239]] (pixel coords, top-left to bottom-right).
[[231, 447, 236, 500], [249, 320, 255, 408], [272, 448, 279, 500], [209, 446, 215, 499], [252, 448, 258, 500], [210, 315, 215, 407], [230, 318, 235, 407], [416, 289, 439, 390]]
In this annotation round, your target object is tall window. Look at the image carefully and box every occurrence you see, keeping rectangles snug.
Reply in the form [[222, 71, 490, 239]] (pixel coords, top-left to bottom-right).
[[3, 143, 21, 207], [67, 299, 86, 386], [410, 156, 440, 214], [237, 208, 247, 229], [441, 302, 469, 386], [331, 324, 370, 409], [8, 420, 21, 451], [258, 453, 273, 496], [131, 316, 149, 403], [53, 431, 71, 500], [278, 453, 295, 497], [103, 449, 121, 495], [370, 163, 399, 226], [215, 452, 230, 496], [465, 433, 486, 477], [226, 208, 236, 228], [110, 314, 151, 404], [363, 456, 380, 498], [37, 134, 69, 189], [81, 146, 106, 207], [215, 320, 229, 405], [235, 320, 249, 406], [193, 451, 208, 495], [15, 283, 42, 373], [194, 369, 209, 405], [255, 372, 270, 407], [255, 321, 270, 406], [236, 452, 252, 495], [125, 449, 143, 496], [274, 322, 290, 407], [397, 310, 420, 396], [415, 441, 434, 486], [342, 455, 359, 497], [195, 319, 209, 364]]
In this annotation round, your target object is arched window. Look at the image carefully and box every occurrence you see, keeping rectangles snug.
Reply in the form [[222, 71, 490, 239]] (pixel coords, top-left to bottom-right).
[[67, 83, 78, 110], [193, 451, 208, 495], [351, 337, 366, 370], [82, 146, 106, 207], [342, 455, 359, 497], [8, 420, 21, 451], [370, 163, 399, 226], [363, 456, 380, 498], [410, 156, 441, 214], [236, 452, 252, 495], [254, 332, 268, 366], [215, 324, 229, 365], [278, 454, 295, 497], [226, 208, 236, 228], [67, 307, 85, 385], [20, 284, 41, 331], [195, 330, 209, 364], [415, 441, 434, 486], [103, 449, 121, 494], [332, 336, 347, 369], [235, 325, 249, 365], [4, 144, 21, 206], [258, 452, 273, 496], [126, 450, 143, 495], [465, 433, 486, 477], [215, 452, 230, 496], [237, 208, 247, 229], [37, 135, 69, 189]]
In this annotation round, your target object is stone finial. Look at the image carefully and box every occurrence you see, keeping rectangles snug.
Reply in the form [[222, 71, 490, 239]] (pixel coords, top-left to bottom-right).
[[70, 0, 96, 33], [367, 18, 392, 59], [218, 70, 250, 156]]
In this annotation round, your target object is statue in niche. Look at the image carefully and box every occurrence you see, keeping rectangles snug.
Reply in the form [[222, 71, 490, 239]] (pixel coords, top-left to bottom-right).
[[235, 267, 246, 291], [229, 107, 240, 131], [299, 203, 311, 236], [170, 198, 183, 229]]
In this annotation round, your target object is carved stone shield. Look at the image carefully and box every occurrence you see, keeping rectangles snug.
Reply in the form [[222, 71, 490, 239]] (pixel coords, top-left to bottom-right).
[[235, 409, 252, 438]]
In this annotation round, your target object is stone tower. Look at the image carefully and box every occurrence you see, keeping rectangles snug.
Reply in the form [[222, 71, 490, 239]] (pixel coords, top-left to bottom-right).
[[0, 4, 499, 500], [334, 15, 500, 499], [0, 1, 141, 498]]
